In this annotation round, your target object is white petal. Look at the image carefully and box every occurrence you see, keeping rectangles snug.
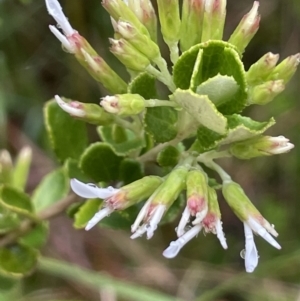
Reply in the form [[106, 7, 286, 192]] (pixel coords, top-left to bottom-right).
[[163, 224, 202, 259], [130, 224, 147, 239], [49, 25, 75, 53], [85, 207, 114, 230], [46, 0, 74, 36], [131, 197, 152, 233], [176, 206, 191, 237], [70, 179, 118, 199], [146, 204, 166, 239], [192, 207, 208, 225], [55, 95, 85, 117], [244, 222, 259, 273], [247, 217, 281, 250], [215, 219, 228, 249]]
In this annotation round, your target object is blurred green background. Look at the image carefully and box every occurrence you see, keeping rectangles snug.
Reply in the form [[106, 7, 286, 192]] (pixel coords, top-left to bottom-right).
[[0, 0, 300, 300]]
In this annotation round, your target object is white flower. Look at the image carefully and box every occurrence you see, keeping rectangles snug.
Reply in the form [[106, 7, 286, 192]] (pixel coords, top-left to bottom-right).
[[45, 0, 76, 53], [243, 222, 259, 273], [55, 95, 86, 117], [70, 179, 119, 230], [268, 136, 294, 155]]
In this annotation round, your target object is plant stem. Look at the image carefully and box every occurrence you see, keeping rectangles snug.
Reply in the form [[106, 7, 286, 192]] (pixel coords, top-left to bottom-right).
[[167, 41, 179, 64], [146, 65, 176, 92], [38, 257, 182, 301], [145, 99, 178, 108]]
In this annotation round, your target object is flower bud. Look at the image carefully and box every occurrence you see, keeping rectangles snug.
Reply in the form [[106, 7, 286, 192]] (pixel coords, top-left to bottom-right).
[[12, 146, 32, 190], [109, 38, 151, 71], [267, 53, 300, 84], [228, 1, 260, 54], [101, 94, 146, 116], [116, 21, 160, 60], [128, 0, 158, 42], [102, 0, 149, 37], [0, 150, 13, 184], [202, 0, 227, 42], [246, 52, 280, 85], [230, 135, 294, 159], [55, 95, 114, 125], [222, 180, 281, 249], [180, 0, 205, 51], [46, 0, 127, 94], [156, 0, 181, 44], [248, 80, 285, 105]]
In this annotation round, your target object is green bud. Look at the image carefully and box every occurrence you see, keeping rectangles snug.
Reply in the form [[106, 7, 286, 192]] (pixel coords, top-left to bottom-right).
[[101, 94, 146, 116], [0, 150, 13, 184], [116, 20, 160, 61], [248, 80, 285, 105], [55, 95, 114, 125], [157, 0, 181, 44], [180, 0, 205, 52], [186, 169, 208, 216], [222, 181, 259, 221], [12, 147, 32, 190], [109, 38, 151, 71], [151, 164, 190, 207], [201, 0, 226, 42], [246, 52, 280, 85], [267, 53, 300, 84], [228, 1, 260, 54], [102, 0, 149, 37], [128, 0, 158, 42], [230, 135, 294, 159], [108, 176, 163, 210]]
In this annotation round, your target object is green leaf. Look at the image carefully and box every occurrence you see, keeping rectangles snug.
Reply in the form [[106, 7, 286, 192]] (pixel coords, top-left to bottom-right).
[[144, 107, 178, 143], [157, 146, 180, 167], [74, 199, 101, 229], [173, 41, 247, 114], [44, 99, 88, 162], [32, 168, 69, 212], [98, 125, 145, 156], [196, 74, 239, 107], [221, 115, 276, 145], [172, 89, 227, 134], [128, 72, 157, 99], [19, 222, 49, 249], [195, 126, 226, 152], [119, 159, 144, 184], [0, 244, 37, 277], [80, 142, 123, 182], [64, 159, 89, 182], [0, 186, 33, 219], [0, 207, 19, 235], [0, 274, 18, 291]]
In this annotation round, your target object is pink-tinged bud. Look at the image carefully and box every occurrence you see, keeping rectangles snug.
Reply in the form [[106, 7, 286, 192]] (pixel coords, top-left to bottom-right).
[[128, 0, 158, 42], [246, 52, 280, 85], [267, 53, 300, 84], [230, 135, 294, 159], [101, 94, 146, 116], [248, 80, 285, 105], [180, 0, 205, 51], [55, 95, 114, 125], [201, 0, 227, 42], [228, 1, 260, 54], [109, 38, 151, 71], [116, 21, 160, 60], [222, 180, 281, 249], [102, 0, 149, 37]]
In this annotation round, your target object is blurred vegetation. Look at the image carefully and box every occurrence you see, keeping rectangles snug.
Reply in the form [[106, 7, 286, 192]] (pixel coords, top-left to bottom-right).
[[0, 0, 300, 300]]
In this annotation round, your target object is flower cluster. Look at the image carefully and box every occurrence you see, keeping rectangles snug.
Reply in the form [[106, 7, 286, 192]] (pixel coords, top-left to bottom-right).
[[45, 0, 298, 273]]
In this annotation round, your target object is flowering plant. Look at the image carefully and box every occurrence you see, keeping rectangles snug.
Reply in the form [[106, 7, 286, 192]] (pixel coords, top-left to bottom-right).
[[45, 0, 298, 273]]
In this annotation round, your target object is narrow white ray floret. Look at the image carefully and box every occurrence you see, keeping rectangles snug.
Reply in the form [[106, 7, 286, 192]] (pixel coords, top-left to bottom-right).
[[247, 217, 281, 250], [176, 206, 191, 237], [244, 222, 259, 273], [163, 224, 202, 259], [55, 95, 85, 117], [49, 25, 74, 53], [70, 179, 119, 199], [46, 0, 74, 36], [131, 197, 152, 233], [85, 207, 114, 231], [146, 204, 166, 239], [215, 219, 228, 249], [192, 208, 208, 225]]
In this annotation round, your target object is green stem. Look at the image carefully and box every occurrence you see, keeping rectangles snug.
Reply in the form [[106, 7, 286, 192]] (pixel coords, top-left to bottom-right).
[[146, 65, 176, 92], [167, 41, 179, 64], [145, 99, 178, 108], [38, 257, 182, 301], [114, 116, 139, 135]]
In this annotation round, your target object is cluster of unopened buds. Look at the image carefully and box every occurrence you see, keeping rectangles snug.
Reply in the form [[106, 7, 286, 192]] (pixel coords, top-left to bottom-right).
[[45, 0, 298, 273]]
